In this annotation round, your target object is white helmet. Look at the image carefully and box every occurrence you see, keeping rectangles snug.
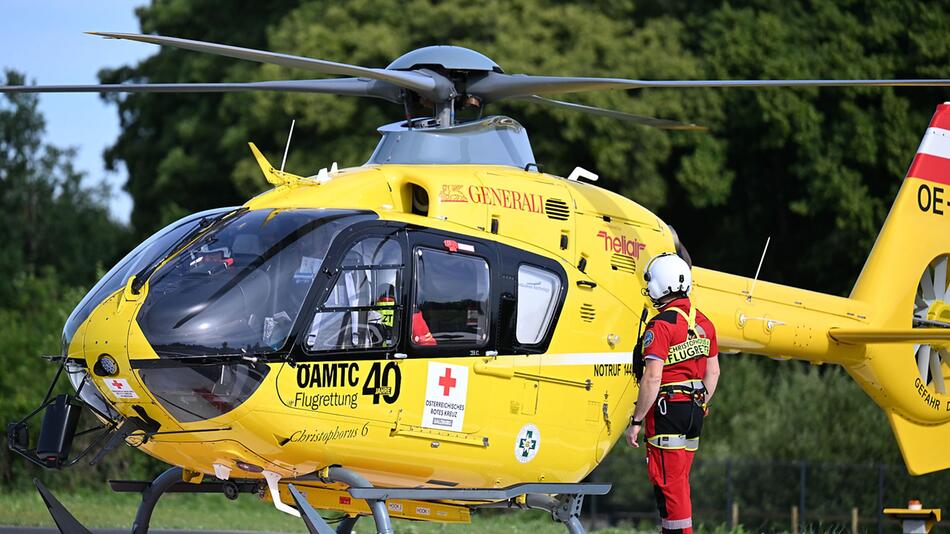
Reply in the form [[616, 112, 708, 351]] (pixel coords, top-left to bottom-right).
[[644, 253, 692, 302]]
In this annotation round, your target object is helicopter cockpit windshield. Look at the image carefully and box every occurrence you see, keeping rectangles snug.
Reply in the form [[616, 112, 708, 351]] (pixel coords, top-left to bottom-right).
[[137, 209, 373, 358]]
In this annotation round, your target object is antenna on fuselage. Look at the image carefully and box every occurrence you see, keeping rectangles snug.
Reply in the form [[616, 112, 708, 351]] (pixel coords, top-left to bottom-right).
[[280, 119, 296, 174], [747, 236, 771, 302]]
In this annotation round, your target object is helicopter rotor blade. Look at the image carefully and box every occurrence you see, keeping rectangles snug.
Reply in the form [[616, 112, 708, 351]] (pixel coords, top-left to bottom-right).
[[519, 95, 706, 131], [0, 78, 402, 102], [469, 72, 950, 102], [87, 32, 444, 97], [34, 478, 94, 534]]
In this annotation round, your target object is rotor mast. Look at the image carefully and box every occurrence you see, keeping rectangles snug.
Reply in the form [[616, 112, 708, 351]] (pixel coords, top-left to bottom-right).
[[434, 99, 455, 128]]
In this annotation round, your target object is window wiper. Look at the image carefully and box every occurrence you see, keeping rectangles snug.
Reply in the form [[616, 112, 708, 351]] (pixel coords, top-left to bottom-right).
[[130, 208, 245, 294]]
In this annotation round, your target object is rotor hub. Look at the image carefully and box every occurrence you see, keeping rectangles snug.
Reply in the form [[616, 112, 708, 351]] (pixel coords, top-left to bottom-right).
[[387, 46, 502, 73], [927, 300, 950, 352], [927, 300, 950, 324]]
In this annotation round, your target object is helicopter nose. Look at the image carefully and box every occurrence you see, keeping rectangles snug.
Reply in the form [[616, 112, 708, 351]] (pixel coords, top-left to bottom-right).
[[79, 289, 146, 408]]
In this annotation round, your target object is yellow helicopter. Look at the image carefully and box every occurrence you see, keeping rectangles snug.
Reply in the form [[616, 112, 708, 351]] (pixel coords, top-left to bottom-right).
[[6, 32, 950, 534]]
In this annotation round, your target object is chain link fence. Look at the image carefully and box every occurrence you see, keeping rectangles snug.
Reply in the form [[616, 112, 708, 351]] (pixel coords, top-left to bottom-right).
[[586, 459, 950, 532]]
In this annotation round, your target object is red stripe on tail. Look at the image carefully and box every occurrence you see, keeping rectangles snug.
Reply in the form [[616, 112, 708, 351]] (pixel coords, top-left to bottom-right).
[[906, 153, 950, 186], [905, 103, 950, 184], [930, 103, 950, 130]]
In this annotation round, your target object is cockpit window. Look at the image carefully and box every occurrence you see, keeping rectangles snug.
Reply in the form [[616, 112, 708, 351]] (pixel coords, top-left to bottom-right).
[[305, 235, 404, 352], [137, 209, 373, 357], [139, 362, 269, 423], [62, 207, 233, 355]]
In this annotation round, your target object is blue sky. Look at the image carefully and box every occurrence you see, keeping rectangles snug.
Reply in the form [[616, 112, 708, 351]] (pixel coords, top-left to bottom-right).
[[0, 1, 153, 223]]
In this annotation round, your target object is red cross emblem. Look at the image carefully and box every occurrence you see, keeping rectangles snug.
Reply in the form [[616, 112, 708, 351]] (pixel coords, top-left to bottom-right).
[[111, 380, 124, 389], [437, 368, 457, 396]]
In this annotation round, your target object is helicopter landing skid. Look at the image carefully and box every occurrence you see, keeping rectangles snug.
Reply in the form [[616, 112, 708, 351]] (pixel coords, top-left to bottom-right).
[[34, 467, 277, 534], [35, 467, 193, 534], [304, 466, 610, 534], [33, 464, 609, 534]]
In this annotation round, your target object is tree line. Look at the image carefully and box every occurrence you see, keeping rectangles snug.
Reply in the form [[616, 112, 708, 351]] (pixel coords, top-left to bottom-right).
[[2, 0, 949, 516]]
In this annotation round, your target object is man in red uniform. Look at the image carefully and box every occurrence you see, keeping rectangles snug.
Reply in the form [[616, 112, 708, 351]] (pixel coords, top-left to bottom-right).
[[626, 252, 721, 534]]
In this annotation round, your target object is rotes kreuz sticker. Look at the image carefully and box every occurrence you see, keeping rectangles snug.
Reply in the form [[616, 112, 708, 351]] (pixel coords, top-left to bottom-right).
[[103, 378, 139, 399], [515, 424, 540, 464], [422, 363, 468, 432]]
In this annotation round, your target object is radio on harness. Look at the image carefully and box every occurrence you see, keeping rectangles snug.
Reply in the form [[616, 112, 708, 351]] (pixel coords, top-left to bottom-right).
[[632, 308, 649, 382]]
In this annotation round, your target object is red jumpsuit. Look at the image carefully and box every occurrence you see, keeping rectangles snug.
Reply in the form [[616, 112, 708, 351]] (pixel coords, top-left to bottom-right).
[[641, 297, 718, 534]]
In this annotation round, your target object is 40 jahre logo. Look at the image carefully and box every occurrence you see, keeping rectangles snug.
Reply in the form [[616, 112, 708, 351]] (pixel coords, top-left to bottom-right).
[[515, 424, 540, 464]]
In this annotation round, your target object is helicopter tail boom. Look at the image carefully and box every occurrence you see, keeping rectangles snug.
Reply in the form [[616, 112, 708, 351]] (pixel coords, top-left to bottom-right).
[[690, 103, 950, 474], [691, 267, 869, 365]]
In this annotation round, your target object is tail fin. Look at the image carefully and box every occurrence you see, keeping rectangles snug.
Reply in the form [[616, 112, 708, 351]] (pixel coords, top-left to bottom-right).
[[849, 103, 950, 474]]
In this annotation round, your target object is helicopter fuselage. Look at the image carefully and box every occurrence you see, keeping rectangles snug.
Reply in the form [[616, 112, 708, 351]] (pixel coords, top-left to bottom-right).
[[69, 162, 653, 489], [65, 155, 882, 491]]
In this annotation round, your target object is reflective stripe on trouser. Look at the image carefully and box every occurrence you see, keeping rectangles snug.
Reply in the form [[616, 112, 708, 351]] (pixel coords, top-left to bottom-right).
[[647, 435, 700, 451], [662, 518, 693, 530]]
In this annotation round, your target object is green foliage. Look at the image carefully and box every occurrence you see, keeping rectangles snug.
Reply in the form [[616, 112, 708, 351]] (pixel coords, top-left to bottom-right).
[[701, 358, 897, 462], [99, 0, 303, 232], [0, 71, 159, 489], [0, 271, 81, 484], [0, 71, 127, 301], [0, 270, 164, 489], [100, 0, 950, 298], [671, 1, 949, 292]]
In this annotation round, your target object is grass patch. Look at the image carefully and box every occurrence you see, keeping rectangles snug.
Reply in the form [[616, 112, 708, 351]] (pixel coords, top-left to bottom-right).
[[1, 490, 306, 532], [0, 491, 605, 533], [0, 490, 761, 533]]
